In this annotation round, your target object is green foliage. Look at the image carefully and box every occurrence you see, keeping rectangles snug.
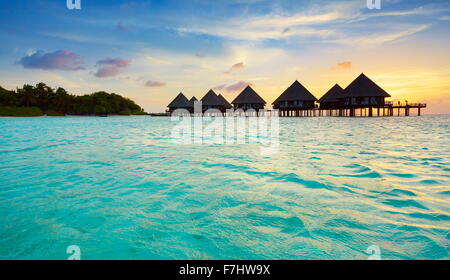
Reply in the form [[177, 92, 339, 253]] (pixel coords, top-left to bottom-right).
[[0, 83, 146, 116], [131, 110, 147, 115], [118, 110, 131, 116], [45, 110, 65, 116], [0, 106, 43, 117]]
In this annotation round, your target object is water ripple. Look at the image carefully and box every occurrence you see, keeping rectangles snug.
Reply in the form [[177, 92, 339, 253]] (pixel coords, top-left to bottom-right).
[[0, 116, 449, 260]]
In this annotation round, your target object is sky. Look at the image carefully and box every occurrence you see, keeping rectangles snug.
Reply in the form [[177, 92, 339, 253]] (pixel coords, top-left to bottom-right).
[[0, 0, 449, 114]]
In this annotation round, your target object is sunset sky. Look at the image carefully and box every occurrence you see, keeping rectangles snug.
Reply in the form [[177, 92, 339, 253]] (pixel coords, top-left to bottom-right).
[[0, 0, 449, 113]]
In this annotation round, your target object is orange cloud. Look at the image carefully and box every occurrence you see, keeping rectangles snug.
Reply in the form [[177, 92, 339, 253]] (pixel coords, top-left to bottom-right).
[[145, 80, 166, 87], [224, 62, 245, 74], [215, 81, 253, 93], [332, 61, 353, 70]]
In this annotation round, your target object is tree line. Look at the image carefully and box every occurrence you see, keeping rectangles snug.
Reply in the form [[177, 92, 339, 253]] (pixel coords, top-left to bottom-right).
[[0, 83, 146, 116]]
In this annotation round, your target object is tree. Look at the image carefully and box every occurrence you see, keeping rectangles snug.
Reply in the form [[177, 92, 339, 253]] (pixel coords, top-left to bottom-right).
[[0, 83, 147, 116]]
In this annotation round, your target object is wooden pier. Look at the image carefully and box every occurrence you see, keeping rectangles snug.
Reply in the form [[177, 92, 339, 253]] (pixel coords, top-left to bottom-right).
[[278, 102, 427, 117]]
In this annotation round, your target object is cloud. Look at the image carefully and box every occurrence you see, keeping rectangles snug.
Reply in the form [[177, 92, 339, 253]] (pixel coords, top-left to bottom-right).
[[339, 24, 430, 46], [18, 50, 85, 71], [332, 61, 352, 70], [145, 55, 172, 65], [94, 58, 130, 78], [348, 6, 447, 23], [231, 62, 245, 70], [224, 62, 245, 74], [223, 81, 252, 92], [178, 25, 333, 41], [213, 84, 227, 91], [145, 80, 167, 87], [175, 3, 442, 42], [175, 2, 354, 41]]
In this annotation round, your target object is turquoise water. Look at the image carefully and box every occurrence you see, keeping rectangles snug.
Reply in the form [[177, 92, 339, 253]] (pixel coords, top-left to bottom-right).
[[0, 115, 449, 260]]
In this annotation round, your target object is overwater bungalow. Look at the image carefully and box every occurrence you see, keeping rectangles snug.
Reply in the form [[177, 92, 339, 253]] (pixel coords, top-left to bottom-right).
[[272, 80, 317, 116], [201, 89, 223, 112], [231, 86, 266, 111], [165, 73, 425, 117], [318, 84, 345, 109], [167, 92, 190, 113], [217, 94, 232, 111], [342, 73, 391, 108], [187, 96, 198, 113]]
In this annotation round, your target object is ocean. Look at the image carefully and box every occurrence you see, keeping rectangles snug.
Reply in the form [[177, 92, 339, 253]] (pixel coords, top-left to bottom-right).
[[0, 115, 449, 259]]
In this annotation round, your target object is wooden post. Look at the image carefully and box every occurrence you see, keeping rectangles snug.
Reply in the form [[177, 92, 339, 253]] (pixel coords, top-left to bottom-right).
[[418, 107, 421, 116]]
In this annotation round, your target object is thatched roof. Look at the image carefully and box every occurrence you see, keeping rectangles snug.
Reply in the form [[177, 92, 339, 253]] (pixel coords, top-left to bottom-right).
[[188, 96, 198, 107], [232, 86, 266, 104], [217, 94, 232, 109], [168, 92, 190, 108], [344, 73, 391, 98], [201, 89, 221, 106], [319, 84, 345, 102], [272, 80, 317, 104]]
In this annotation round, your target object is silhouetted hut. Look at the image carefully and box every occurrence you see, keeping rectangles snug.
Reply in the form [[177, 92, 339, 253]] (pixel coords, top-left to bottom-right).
[[187, 96, 198, 113], [318, 84, 345, 109], [231, 86, 266, 111], [217, 94, 232, 112], [167, 92, 190, 113], [343, 73, 391, 107], [201, 89, 222, 112], [272, 80, 317, 110]]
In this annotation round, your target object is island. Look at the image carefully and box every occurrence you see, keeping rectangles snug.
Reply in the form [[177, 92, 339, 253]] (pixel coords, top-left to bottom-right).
[[0, 83, 147, 117]]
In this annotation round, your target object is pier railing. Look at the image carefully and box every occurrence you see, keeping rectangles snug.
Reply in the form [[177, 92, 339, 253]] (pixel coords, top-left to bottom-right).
[[385, 101, 427, 108]]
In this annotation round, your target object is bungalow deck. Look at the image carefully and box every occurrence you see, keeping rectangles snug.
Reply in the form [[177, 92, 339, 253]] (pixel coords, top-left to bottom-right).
[[278, 102, 427, 117]]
